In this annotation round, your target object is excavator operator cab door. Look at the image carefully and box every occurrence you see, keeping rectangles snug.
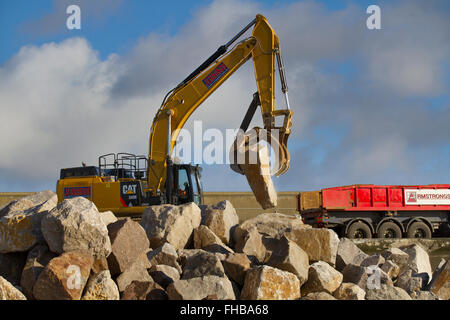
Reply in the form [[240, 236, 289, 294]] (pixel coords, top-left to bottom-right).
[[173, 164, 203, 206]]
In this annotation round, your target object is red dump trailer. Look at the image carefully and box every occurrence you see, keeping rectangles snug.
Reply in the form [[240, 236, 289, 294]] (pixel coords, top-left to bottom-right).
[[297, 184, 450, 239]]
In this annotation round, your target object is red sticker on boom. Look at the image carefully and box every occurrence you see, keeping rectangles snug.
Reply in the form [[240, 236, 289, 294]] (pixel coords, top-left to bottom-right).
[[202, 62, 229, 88]]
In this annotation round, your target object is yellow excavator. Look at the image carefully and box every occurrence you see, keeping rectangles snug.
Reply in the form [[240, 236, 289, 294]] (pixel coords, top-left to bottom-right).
[[57, 14, 293, 216]]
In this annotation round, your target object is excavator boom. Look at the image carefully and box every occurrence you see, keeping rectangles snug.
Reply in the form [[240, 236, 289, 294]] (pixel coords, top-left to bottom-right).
[[147, 15, 293, 201]]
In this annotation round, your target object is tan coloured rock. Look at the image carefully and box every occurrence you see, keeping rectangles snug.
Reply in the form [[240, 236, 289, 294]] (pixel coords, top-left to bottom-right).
[[267, 236, 309, 286], [333, 282, 366, 300], [0, 191, 57, 253], [115, 252, 153, 292], [301, 261, 343, 296], [0, 251, 28, 285], [147, 243, 182, 273], [201, 200, 239, 245], [193, 225, 233, 254], [149, 265, 180, 289], [242, 145, 277, 209], [91, 257, 109, 274], [361, 254, 385, 268], [222, 253, 251, 285], [81, 270, 120, 300], [167, 275, 235, 300], [0, 276, 27, 300], [335, 238, 368, 272], [283, 228, 340, 267], [365, 284, 412, 300], [0, 190, 56, 217], [20, 244, 57, 299], [413, 291, 439, 300], [140, 202, 201, 249], [181, 251, 226, 280], [396, 269, 423, 296], [241, 266, 300, 300], [107, 218, 150, 275], [99, 211, 118, 226], [341, 264, 369, 290], [380, 260, 401, 279], [234, 212, 307, 242], [33, 250, 94, 300], [427, 259, 449, 300], [234, 226, 266, 263], [381, 247, 409, 267], [342, 264, 393, 291], [301, 292, 337, 300], [121, 280, 167, 300], [41, 197, 111, 259]]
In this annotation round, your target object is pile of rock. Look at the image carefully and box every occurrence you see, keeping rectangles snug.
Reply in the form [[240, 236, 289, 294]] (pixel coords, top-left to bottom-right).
[[0, 191, 448, 300]]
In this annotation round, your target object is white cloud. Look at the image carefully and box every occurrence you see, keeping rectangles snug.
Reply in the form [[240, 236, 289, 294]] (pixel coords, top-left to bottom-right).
[[1, 0, 449, 192]]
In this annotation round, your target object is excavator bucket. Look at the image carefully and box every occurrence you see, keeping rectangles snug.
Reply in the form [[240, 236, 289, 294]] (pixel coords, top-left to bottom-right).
[[229, 109, 292, 209]]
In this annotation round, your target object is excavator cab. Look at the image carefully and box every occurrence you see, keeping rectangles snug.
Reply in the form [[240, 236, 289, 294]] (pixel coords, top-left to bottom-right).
[[165, 161, 203, 206]]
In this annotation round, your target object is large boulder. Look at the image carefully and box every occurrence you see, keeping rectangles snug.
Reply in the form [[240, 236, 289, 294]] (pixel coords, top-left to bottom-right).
[[99, 211, 118, 226], [167, 276, 236, 300], [283, 228, 340, 267], [381, 247, 409, 268], [140, 203, 201, 249], [193, 225, 233, 254], [301, 261, 343, 296], [147, 243, 182, 273], [33, 250, 94, 300], [234, 226, 266, 263], [0, 191, 57, 253], [0, 276, 26, 300], [149, 265, 180, 289], [361, 254, 385, 268], [333, 283, 366, 300], [335, 238, 368, 272], [115, 251, 152, 292], [200, 200, 239, 245], [342, 264, 392, 291], [107, 218, 150, 275], [41, 197, 111, 259], [181, 251, 226, 280], [0, 191, 56, 216], [240, 266, 300, 300], [233, 212, 307, 242], [0, 251, 28, 285], [400, 244, 433, 285], [222, 253, 251, 285], [242, 145, 277, 209], [396, 269, 423, 296], [20, 244, 57, 299], [266, 236, 309, 286], [365, 284, 412, 300], [121, 280, 167, 300], [301, 292, 337, 300], [427, 259, 449, 300], [81, 270, 120, 300], [380, 260, 401, 279]]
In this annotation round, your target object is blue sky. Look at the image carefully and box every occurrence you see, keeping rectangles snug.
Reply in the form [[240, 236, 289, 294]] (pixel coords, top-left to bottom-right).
[[0, 0, 449, 192]]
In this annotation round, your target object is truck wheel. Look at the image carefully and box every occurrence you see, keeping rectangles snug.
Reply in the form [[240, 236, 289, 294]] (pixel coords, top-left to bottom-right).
[[407, 222, 432, 239], [377, 222, 402, 239], [347, 222, 372, 239]]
